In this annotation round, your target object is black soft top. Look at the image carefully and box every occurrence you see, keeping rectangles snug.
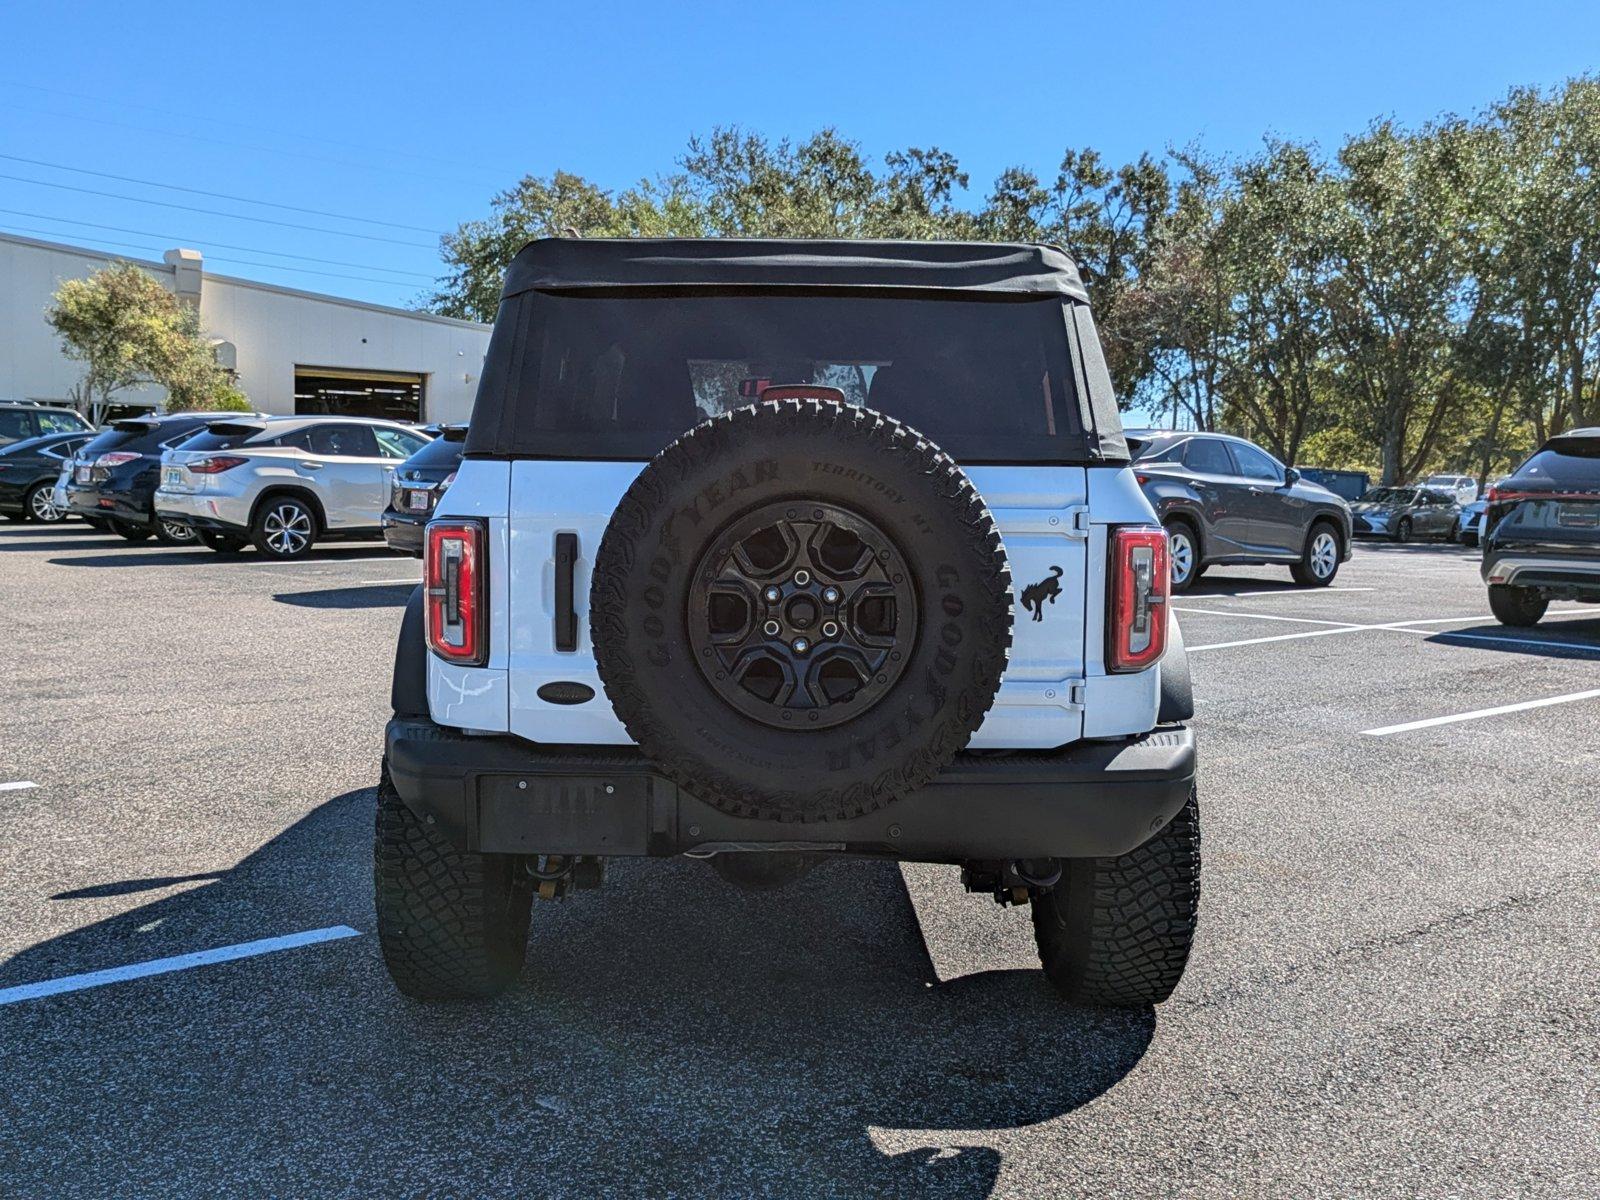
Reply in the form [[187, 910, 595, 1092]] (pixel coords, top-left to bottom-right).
[[502, 237, 1090, 301]]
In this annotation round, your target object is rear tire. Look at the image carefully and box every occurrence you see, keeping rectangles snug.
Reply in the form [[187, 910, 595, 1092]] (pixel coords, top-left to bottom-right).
[[1032, 787, 1200, 1007], [374, 762, 532, 1001], [199, 530, 248, 554], [1487, 584, 1547, 627], [25, 484, 66, 523], [1164, 519, 1203, 593], [1290, 521, 1341, 587], [252, 496, 317, 559], [110, 519, 151, 542], [154, 518, 198, 546]]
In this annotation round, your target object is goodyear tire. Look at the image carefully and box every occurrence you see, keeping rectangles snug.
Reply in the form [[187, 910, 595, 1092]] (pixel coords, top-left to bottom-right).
[[373, 761, 532, 1001], [591, 399, 1012, 822], [1032, 786, 1201, 1007]]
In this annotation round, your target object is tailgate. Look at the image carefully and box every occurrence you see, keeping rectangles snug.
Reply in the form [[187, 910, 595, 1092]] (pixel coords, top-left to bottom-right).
[[504, 461, 1090, 749]]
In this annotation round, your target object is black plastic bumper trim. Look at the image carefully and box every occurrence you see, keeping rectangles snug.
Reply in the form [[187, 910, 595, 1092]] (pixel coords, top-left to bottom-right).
[[384, 718, 1197, 862]]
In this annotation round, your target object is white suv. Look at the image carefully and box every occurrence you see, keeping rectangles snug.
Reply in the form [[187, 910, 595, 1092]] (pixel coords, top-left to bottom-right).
[[156, 415, 431, 558]]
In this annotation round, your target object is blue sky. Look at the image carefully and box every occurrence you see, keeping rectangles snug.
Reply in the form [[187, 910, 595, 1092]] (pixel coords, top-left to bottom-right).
[[2, 0, 1596, 310]]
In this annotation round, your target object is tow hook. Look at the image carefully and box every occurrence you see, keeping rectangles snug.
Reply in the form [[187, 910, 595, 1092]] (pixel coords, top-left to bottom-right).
[[961, 858, 1063, 906], [525, 855, 605, 901]]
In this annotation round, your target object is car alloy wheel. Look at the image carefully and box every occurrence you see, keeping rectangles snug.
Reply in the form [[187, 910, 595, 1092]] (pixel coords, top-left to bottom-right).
[[687, 500, 918, 731], [1168, 528, 1195, 588], [160, 519, 197, 543], [28, 486, 63, 522], [1309, 530, 1338, 580], [263, 503, 313, 556]]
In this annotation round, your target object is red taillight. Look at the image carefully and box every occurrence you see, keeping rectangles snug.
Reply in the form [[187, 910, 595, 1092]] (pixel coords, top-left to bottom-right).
[[1107, 526, 1170, 673], [1134, 472, 1151, 486], [425, 520, 487, 665], [187, 455, 247, 475], [95, 452, 140, 468]]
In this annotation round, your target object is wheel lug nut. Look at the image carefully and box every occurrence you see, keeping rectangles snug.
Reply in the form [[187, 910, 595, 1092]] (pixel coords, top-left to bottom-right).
[[792, 637, 810, 654], [822, 587, 840, 604], [794, 569, 811, 586], [822, 621, 839, 638], [763, 620, 781, 636], [763, 586, 781, 603]]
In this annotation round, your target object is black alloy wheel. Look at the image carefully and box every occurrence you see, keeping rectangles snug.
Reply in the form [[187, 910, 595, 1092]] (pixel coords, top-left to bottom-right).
[[689, 500, 917, 731]]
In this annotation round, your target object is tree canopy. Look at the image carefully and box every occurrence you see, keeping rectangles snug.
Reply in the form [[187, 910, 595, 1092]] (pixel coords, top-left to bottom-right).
[[430, 76, 1600, 485], [47, 262, 250, 416]]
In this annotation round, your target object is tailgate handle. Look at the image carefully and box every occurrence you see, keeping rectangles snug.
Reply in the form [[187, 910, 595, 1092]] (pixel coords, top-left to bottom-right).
[[554, 532, 579, 651]]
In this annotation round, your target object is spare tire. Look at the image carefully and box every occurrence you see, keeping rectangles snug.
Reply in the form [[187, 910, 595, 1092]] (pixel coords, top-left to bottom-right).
[[591, 399, 1012, 822]]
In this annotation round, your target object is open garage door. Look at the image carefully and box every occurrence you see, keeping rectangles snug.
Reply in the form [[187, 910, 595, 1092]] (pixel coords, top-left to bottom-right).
[[294, 367, 425, 421]]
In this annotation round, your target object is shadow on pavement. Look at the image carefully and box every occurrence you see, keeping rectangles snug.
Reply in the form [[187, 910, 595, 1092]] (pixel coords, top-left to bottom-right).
[[273, 584, 416, 610], [1426, 617, 1600, 660], [0, 787, 1153, 1198], [46, 545, 399, 569]]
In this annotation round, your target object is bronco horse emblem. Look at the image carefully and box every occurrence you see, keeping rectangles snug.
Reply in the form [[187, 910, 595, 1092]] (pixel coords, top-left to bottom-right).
[[1020, 565, 1064, 622]]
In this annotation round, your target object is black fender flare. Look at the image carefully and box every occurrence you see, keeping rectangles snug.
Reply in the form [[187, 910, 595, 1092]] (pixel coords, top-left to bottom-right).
[[1158, 608, 1194, 724], [391, 585, 428, 717]]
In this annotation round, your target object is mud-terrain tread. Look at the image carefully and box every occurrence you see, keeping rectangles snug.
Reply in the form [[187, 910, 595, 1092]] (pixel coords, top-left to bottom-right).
[[590, 398, 1012, 823], [373, 763, 531, 1001], [1032, 787, 1200, 1007]]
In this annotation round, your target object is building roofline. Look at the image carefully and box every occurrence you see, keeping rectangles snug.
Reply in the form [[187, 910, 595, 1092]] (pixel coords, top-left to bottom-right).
[[0, 230, 488, 332]]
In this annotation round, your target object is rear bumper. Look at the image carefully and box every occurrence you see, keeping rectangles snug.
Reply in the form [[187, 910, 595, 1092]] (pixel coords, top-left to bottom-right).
[[381, 509, 426, 556], [67, 483, 150, 527], [154, 489, 252, 532], [1483, 551, 1600, 598], [384, 716, 1197, 862]]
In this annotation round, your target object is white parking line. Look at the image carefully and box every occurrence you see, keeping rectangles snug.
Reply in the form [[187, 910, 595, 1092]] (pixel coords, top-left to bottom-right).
[[1187, 609, 1599, 652], [1175, 607, 1359, 628], [1206, 587, 1375, 598], [1361, 689, 1600, 737], [1431, 630, 1600, 655], [358, 578, 421, 586], [0, 781, 38, 793], [0, 925, 361, 1007]]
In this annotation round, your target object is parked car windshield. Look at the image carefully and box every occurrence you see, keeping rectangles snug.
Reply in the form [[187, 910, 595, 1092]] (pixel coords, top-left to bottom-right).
[[505, 292, 1081, 461], [1363, 488, 1416, 504]]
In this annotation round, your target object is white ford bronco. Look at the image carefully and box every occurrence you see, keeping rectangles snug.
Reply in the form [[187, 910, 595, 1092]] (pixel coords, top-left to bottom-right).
[[377, 238, 1198, 1008]]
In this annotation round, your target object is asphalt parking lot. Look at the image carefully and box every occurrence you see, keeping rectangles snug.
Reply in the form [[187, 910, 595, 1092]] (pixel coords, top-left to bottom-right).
[[1, 523, 1597, 1199]]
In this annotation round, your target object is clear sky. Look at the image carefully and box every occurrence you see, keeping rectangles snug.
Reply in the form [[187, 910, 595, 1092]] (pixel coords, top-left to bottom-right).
[[2, 0, 1596, 310]]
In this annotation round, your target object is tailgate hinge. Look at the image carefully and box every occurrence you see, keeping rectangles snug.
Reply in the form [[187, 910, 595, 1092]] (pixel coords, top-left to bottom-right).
[[1064, 505, 1091, 538], [1068, 679, 1087, 707]]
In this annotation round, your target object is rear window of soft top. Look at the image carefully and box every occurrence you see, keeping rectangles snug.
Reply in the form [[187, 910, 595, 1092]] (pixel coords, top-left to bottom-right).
[[486, 291, 1085, 462]]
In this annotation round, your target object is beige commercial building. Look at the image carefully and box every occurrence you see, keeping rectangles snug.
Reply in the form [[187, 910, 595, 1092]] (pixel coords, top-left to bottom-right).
[[0, 231, 491, 423]]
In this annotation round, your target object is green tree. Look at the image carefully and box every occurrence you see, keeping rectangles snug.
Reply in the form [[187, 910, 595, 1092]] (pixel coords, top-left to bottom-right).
[[47, 261, 246, 417]]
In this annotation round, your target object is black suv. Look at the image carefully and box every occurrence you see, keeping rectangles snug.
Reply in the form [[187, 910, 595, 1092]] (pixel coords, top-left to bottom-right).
[[65, 413, 248, 543], [0, 402, 92, 448], [1482, 428, 1600, 626], [0, 431, 94, 522], [381, 424, 465, 557], [1130, 430, 1352, 591]]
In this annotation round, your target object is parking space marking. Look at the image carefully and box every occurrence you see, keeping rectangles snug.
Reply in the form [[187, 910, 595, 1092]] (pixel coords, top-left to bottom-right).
[[0, 781, 38, 792], [1431, 630, 1600, 655], [0, 925, 361, 1007], [1361, 689, 1600, 737], [1189, 609, 1599, 652], [1192, 586, 1375, 598], [358, 578, 422, 586], [1176, 607, 1360, 628]]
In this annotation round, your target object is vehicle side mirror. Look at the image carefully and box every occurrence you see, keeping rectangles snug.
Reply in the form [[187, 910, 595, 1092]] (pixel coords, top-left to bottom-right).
[[1283, 467, 1300, 486]]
